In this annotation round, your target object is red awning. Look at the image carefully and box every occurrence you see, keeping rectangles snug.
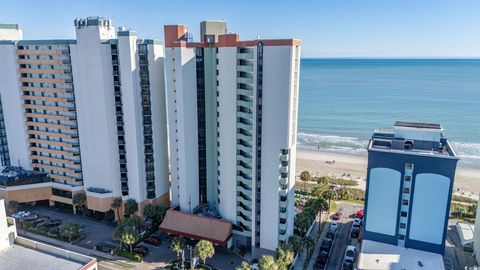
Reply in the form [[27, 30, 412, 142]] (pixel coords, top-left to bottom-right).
[[159, 210, 232, 246]]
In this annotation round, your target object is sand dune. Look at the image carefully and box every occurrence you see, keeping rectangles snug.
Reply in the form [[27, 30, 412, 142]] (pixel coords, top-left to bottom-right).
[[295, 148, 480, 196]]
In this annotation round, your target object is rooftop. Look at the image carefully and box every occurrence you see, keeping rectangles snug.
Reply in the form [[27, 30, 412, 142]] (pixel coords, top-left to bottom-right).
[[0, 166, 51, 187], [394, 121, 443, 130], [0, 244, 85, 270], [357, 240, 445, 270], [159, 209, 232, 245], [368, 121, 457, 158]]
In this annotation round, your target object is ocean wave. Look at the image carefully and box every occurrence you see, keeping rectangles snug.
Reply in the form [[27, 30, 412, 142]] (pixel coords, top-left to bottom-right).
[[297, 132, 369, 150], [297, 132, 480, 161]]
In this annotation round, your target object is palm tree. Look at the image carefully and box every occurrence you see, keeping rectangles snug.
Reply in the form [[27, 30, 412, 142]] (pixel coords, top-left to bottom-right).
[[123, 199, 138, 217], [303, 236, 315, 259], [322, 189, 337, 212], [287, 235, 303, 253], [170, 236, 186, 259], [195, 240, 215, 264], [258, 255, 278, 270], [276, 246, 294, 270], [236, 261, 251, 270], [111, 198, 122, 221], [300, 171, 311, 191], [72, 193, 86, 214], [294, 212, 312, 237]]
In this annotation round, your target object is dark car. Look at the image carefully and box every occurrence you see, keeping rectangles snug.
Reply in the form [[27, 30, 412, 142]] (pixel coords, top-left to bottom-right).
[[133, 246, 149, 256], [325, 228, 336, 240], [342, 261, 354, 270], [350, 226, 360, 238], [320, 238, 333, 253], [95, 242, 115, 253], [315, 251, 329, 269], [143, 236, 161, 246]]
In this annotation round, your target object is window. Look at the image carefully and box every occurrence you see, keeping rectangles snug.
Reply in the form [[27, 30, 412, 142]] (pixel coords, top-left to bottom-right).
[[403, 187, 410, 194], [405, 163, 414, 170], [404, 175, 411, 181], [402, 200, 409, 206], [398, 234, 405, 240], [400, 211, 408, 217], [400, 223, 406, 229]]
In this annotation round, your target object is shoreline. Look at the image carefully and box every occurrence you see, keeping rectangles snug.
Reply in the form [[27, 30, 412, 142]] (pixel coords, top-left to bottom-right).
[[295, 148, 480, 196]]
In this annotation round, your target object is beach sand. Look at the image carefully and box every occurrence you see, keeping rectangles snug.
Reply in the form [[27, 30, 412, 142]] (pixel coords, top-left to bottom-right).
[[296, 148, 480, 195]]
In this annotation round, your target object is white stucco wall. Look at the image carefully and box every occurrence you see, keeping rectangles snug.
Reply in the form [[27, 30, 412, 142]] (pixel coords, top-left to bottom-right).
[[409, 173, 450, 244], [0, 44, 31, 169], [217, 47, 238, 223], [71, 27, 121, 196], [366, 168, 401, 236]]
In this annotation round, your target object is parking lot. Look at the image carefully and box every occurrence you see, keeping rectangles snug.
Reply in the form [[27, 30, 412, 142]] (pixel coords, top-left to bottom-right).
[[307, 202, 362, 270], [17, 205, 118, 249]]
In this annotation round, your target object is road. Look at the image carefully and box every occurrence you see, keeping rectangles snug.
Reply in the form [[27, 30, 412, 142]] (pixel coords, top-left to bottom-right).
[[325, 202, 361, 270]]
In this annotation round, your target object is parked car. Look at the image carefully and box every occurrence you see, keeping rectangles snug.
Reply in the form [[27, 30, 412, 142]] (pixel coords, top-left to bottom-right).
[[353, 218, 362, 227], [21, 214, 39, 221], [43, 219, 61, 227], [133, 246, 149, 256], [143, 236, 161, 246], [12, 211, 30, 219], [320, 238, 333, 253], [315, 251, 329, 269], [350, 226, 360, 238], [325, 228, 336, 240], [356, 209, 364, 219], [342, 261, 354, 270], [329, 221, 339, 231], [95, 242, 115, 253], [344, 245, 356, 263], [33, 217, 50, 227], [332, 210, 343, 220]]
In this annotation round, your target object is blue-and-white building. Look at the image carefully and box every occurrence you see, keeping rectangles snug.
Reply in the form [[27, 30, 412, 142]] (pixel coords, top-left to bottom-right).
[[363, 121, 459, 255]]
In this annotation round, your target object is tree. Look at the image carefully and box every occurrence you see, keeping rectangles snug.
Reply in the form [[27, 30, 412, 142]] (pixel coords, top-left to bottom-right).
[[113, 216, 142, 249], [170, 237, 186, 258], [311, 184, 326, 198], [143, 204, 167, 225], [7, 200, 19, 215], [317, 176, 329, 186], [72, 193, 87, 214], [300, 171, 311, 191], [304, 197, 328, 220], [59, 221, 82, 242], [121, 225, 140, 252], [322, 189, 337, 211], [287, 235, 303, 253], [258, 255, 278, 270], [294, 212, 312, 237], [111, 198, 123, 221], [276, 246, 294, 270], [124, 198, 138, 217], [336, 188, 348, 200], [195, 240, 215, 264], [236, 261, 251, 270], [303, 236, 315, 259]]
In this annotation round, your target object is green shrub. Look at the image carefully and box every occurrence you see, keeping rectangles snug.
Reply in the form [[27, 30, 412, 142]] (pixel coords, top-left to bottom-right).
[[452, 195, 477, 204], [328, 178, 358, 187], [114, 248, 143, 262], [104, 210, 115, 222]]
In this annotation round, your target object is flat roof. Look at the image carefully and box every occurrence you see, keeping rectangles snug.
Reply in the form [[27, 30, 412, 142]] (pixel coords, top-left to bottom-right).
[[456, 222, 474, 245], [394, 121, 442, 130], [357, 240, 444, 270], [0, 244, 84, 270], [159, 209, 232, 245]]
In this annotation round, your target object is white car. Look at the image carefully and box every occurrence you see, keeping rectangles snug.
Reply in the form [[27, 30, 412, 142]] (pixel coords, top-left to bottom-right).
[[12, 211, 30, 219], [344, 245, 356, 263], [353, 218, 361, 227], [330, 221, 339, 231]]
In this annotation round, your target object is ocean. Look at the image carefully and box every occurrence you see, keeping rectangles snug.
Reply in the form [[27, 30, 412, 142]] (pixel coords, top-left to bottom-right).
[[297, 59, 480, 167]]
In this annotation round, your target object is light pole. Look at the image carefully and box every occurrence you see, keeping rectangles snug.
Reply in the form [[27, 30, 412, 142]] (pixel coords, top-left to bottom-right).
[[186, 244, 194, 270], [181, 249, 185, 270]]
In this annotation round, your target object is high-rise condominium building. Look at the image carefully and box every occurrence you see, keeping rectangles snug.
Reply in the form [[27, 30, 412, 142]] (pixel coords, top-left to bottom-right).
[[0, 17, 169, 216], [164, 21, 300, 251], [362, 122, 458, 257]]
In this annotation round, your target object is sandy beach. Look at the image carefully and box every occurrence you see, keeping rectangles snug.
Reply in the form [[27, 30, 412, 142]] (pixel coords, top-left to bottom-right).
[[296, 148, 480, 196]]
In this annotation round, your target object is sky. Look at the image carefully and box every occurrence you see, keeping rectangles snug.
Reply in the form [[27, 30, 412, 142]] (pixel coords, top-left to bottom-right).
[[1, 0, 479, 57]]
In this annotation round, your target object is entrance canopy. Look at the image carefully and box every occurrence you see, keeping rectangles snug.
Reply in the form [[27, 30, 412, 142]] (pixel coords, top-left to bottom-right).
[[159, 209, 232, 246]]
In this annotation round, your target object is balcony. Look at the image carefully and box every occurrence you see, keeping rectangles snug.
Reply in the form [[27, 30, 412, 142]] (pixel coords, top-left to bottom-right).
[[237, 65, 254, 72], [280, 154, 289, 162], [237, 77, 254, 85], [279, 166, 288, 174], [237, 52, 254, 59]]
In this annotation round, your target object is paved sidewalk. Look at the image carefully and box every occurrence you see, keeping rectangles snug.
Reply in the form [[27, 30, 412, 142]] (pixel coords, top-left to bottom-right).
[[305, 215, 331, 270]]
